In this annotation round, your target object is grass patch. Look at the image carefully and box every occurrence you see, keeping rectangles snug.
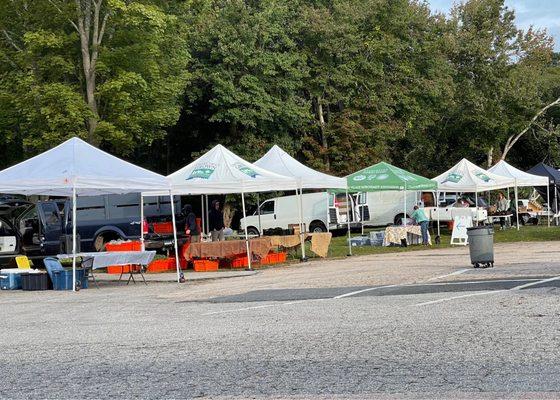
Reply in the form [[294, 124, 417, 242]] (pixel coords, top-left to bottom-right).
[[287, 225, 560, 260]]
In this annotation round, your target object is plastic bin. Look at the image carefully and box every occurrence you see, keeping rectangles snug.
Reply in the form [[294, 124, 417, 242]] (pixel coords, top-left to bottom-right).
[[348, 236, 371, 247], [52, 269, 88, 290], [0, 269, 24, 290], [467, 226, 494, 268], [369, 231, 385, 246], [21, 271, 51, 291]]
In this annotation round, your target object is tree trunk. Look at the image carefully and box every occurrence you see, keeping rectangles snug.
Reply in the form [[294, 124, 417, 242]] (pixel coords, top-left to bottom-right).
[[501, 96, 560, 161], [74, 0, 109, 145], [316, 96, 330, 171], [486, 147, 493, 168]]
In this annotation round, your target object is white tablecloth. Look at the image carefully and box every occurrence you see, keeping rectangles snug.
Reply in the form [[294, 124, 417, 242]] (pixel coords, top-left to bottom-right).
[[57, 251, 156, 270]]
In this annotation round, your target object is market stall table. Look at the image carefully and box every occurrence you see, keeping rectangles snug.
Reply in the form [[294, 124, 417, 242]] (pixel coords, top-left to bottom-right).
[[57, 251, 156, 286], [487, 213, 513, 228], [383, 225, 431, 246], [184, 238, 272, 260]]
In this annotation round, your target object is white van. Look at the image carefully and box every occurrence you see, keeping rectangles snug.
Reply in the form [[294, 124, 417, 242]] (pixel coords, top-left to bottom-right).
[[240, 192, 359, 235], [355, 191, 436, 226]]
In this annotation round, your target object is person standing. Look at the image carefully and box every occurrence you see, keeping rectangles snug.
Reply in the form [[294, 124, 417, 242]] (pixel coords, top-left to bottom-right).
[[411, 205, 430, 245], [495, 192, 509, 229], [209, 200, 225, 241], [182, 204, 200, 243]]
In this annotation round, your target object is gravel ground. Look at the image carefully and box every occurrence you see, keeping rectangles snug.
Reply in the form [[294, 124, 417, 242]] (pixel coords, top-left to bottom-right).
[[1, 241, 560, 399]]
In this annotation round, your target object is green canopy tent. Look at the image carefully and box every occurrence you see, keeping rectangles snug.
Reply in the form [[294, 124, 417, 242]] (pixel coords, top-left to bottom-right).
[[345, 162, 437, 254]]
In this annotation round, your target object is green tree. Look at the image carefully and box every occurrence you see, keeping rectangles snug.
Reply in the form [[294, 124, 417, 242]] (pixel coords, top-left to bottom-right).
[[0, 0, 190, 161]]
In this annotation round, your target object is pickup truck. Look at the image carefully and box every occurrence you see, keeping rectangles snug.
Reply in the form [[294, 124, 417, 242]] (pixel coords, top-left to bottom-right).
[[0, 194, 182, 265], [424, 204, 488, 222]]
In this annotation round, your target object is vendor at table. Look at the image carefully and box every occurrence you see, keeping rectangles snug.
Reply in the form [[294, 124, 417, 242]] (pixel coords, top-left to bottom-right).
[[183, 204, 200, 243], [209, 200, 225, 241], [495, 192, 509, 229], [411, 205, 430, 246]]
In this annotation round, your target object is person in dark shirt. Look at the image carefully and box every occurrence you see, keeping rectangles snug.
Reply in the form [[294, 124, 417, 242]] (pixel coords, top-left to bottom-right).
[[209, 200, 225, 241], [182, 204, 200, 243]]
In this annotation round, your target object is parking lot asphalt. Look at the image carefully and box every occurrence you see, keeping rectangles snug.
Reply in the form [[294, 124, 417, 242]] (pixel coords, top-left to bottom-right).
[[1, 241, 560, 399]]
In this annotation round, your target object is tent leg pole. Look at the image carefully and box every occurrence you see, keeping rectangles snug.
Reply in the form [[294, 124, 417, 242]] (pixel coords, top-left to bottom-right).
[[140, 193, 145, 251], [297, 186, 306, 261], [72, 186, 77, 292], [403, 184, 407, 226], [515, 183, 519, 231], [241, 191, 252, 270], [170, 192, 181, 282], [547, 183, 550, 228], [326, 191, 330, 232], [475, 191, 478, 226], [257, 193, 262, 236], [205, 195, 210, 234], [437, 191, 441, 238], [346, 189, 352, 256], [200, 195, 205, 235], [554, 184, 558, 226]]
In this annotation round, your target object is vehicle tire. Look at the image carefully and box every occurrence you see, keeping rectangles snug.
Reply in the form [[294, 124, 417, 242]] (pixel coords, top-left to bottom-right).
[[94, 233, 121, 252], [309, 221, 327, 233], [246, 226, 259, 236], [531, 217, 539, 226], [93, 235, 105, 252]]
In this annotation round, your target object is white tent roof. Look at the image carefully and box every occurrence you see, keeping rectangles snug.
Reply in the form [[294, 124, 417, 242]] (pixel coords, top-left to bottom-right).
[[165, 144, 297, 194], [488, 160, 548, 187], [254, 145, 347, 189], [433, 158, 515, 192], [0, 137, 170, 196]]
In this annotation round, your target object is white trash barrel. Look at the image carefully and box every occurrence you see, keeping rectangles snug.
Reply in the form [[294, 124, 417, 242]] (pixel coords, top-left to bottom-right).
[[466, 226, 494, 268]]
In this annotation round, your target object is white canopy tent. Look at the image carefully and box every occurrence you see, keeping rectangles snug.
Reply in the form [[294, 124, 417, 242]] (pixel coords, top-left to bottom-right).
[[254, 145, 348, 259], [432, 158, 515, 236], [488, 160, 550, 230], [0, 137, 170, 291], [157, 144, 298, 270]]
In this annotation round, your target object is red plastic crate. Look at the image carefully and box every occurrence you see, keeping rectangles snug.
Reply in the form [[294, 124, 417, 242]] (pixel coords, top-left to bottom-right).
[[147, 258, 170, 273], [193, 259, 219, 272], [107, 265, 132, 274], [232, 256, 248, 268], [277, 252, 287, 263], [105, 241, 141, 252]]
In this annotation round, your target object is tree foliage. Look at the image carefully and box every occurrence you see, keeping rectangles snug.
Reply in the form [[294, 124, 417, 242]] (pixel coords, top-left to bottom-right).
[[0, 0, 559, 176]]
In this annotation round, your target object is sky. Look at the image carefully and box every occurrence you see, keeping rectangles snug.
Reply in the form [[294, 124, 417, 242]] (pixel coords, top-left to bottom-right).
[[427, 0, 560, 50]]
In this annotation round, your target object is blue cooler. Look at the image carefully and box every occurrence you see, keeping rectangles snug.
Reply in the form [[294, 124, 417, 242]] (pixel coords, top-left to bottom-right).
[[0, 269, 25, 290]]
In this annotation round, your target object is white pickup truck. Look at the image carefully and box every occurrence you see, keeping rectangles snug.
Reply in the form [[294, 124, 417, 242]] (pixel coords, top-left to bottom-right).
[[424, 205, 487, 222]]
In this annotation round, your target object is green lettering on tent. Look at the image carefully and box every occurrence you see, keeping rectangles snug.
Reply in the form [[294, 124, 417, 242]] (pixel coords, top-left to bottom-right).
[[187, 163, 216, 180], [445, 173, 462, 183]]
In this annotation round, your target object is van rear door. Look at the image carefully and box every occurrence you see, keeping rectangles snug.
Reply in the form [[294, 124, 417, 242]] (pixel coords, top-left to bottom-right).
[[0, 218, 18, 256], [37, 201, 63, 255]]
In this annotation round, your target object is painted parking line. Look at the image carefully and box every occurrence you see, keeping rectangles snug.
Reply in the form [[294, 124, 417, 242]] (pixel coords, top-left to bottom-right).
[[334, 269, 470, 299], [414, 275, 560, 307], [510, 276, 560, 290], [202, 304, 277, 315], [333, 284, 400, 299], [426, 269, 470, 281], [414, 290, 508, 307]]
